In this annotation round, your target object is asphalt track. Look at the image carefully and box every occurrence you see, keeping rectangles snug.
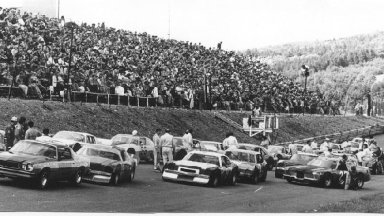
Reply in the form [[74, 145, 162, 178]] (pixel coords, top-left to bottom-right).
[[0, 135, 383, 213]]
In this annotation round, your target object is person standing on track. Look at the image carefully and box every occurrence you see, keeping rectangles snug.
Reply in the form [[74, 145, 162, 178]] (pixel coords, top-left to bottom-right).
[[153, 128, 161, 171], [14, 116, 27, 144], [25, 121, 42, 140], [4, 116, 17, 150], [223, 132, 239, 150], [160, 128, 174, 166]]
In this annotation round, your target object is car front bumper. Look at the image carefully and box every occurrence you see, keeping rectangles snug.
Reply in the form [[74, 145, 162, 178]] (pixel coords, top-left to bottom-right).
[[283, 174, 319, 183], [275, 167, 286, 178], [83, 170, 112, 184], [162, 169, 210, 185], [0, 167, 37, 179]]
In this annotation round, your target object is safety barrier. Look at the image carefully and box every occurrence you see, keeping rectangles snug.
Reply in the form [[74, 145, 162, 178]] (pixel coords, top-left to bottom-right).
[[276, 124, 384, 146], [71, 91, 157, 107]]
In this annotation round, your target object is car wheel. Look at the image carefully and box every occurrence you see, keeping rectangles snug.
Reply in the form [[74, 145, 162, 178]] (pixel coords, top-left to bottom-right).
[[377, 162, 383, 175], [39, 170, 49, 189], [286, 178, 292, 183], [252, 172, 259, 184], [323, 174, 333, 188], [356, 174, 364, 189], [260, 171, 267, 182], [209, 174, 219, 187], [71, 169, 83, 185], [128, 167, 135, 183], [110, 172, 120, 186]]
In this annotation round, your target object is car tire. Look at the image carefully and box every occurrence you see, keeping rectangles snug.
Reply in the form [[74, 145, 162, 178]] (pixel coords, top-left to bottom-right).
[[286, 178, 292, 183], [39, 170, 50, 189], [357, 174, 364, 189], [209, 174, 219, 187], [260, 171, 267, 182], [70, 169, 83, 186], [127, 167, 135, 183], [252, 171, 259, 184], [377, 161, 383, 175], [110, 172, 120, 186], [275, 171, 282, 178], [323, 174, 333, 188]]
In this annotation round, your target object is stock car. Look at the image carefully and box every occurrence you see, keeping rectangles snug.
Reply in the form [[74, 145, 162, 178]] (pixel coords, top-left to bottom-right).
[[238, 143, 275, 170], [0, 140, 90, 189], [111, 134, 154, 163], [275, 152, 318, 178], [225, 149, 267, 184], [283, 157, 370, 188], [52, 131, 97, 151], [162, 151, 238, 187], [77, 144, 136, 185]]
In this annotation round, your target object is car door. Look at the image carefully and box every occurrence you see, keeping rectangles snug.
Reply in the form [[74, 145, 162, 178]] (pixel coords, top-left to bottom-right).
[[57, 147, 77, 179]]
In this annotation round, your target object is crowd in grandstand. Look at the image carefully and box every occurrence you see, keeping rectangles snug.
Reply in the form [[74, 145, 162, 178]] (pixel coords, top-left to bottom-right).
[[0, 7, 341, 113]]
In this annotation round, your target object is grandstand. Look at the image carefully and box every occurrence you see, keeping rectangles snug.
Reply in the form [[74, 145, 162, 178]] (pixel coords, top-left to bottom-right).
[[0, 6, 325, 113]]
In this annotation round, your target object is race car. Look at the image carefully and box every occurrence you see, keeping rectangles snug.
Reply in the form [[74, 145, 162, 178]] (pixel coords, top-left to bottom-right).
[[238, 143, 275, 170], [225, 149, 267, 184], [0, 140, 90, 189], [283, 157, 370, 189], [52, 131, 97, 151], [0, 130, 5, 151], [77, 144, 136, 185], [275, 152, 318, 178], [111, 134, 154, 163], [162, 151, 238, 187]]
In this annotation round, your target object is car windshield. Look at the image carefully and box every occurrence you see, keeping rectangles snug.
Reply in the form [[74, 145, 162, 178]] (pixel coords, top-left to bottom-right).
[[186, 153, 220, 166], [268, 146, 283, 154], [111, 135, 138, 145], [201, 142, 220, 151], [350, 142, 359, 148], [53, 131, 85, 142], [10, 140, 57, 158], [226, 151, 250, 162], [291, 154, 317, 162], [295, 145, 304, 151], [308, 159, 336, 168], [77, 147, 121, 161]]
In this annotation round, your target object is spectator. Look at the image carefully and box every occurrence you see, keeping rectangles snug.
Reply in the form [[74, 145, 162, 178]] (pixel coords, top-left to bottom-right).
[[4, 116, 17, 150], [152, 128, 161, 171], [25, 121, 42, 140], [302, 140, 313, 153], [260, 135, 270, 148], [13, 116, 26, 144]]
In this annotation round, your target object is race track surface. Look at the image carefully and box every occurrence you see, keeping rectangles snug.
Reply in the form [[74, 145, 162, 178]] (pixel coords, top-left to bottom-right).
[[0, 163, 383, 213]]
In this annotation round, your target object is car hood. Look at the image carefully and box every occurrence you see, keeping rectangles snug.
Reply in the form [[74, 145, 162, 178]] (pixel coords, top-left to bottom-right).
[[0, 151, 53, 164], [175, 160, 218, 169], [87, 156, 117, 166], [283, 160, 308, 167], [51, 138, 77, 146]]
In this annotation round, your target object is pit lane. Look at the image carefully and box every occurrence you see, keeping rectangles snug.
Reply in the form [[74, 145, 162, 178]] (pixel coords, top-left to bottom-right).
[[0, 162, 383, 212]]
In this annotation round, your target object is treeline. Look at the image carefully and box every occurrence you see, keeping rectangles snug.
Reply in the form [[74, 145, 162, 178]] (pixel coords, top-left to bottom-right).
[[244, 31, 384, 106]]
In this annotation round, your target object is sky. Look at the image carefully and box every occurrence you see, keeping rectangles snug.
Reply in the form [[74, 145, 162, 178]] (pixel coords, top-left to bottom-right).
[[6, 0, 384, 51]]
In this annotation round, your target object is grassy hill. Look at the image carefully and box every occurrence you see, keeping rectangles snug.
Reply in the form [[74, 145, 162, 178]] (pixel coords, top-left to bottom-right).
[[0, 99, 383, 144]]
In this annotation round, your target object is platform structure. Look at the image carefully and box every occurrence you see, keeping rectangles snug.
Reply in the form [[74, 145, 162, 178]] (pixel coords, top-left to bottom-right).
[[243, 115, 279, 137]]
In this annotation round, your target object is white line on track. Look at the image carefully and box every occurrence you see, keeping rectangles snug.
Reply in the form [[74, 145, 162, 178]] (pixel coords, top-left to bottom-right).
[[254, 186, 263, 193]]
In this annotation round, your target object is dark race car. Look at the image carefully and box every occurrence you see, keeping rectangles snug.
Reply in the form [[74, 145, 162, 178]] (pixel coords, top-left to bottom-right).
[[225, 149, 267, 184], [162, 151, 238, 187], [275, 152, 318, 178], [78, 144, 136, 185], [111, 134, 154, 163], [284, 157, 370, 189], [268, 145, 291, 165], [0, 140, 89, 189]]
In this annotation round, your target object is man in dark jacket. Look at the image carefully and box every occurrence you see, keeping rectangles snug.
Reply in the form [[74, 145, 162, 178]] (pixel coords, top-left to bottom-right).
[[4, 116, 17, 150]]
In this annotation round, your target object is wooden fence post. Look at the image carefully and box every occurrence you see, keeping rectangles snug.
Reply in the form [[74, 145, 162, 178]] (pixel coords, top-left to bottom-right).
[[146, 97, 149, 107], [137, 97, 139, 107], [86, 92, 88, 103]]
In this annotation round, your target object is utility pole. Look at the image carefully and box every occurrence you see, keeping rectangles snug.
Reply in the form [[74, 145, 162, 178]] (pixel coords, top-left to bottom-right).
[[301, 65, 309, 116], [66, 22, 77, 102]]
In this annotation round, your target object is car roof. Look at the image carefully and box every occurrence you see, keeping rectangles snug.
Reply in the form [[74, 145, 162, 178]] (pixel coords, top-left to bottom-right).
[[225, 148, 260, 155], [56, 130, 94, 137], [113, 134, 147, 139], [22, 139, 68, 148], [296, 152, 318, 157], [82, 144, 124, 151], [200, 141, 222, 144], [189, 150, 223, 157]]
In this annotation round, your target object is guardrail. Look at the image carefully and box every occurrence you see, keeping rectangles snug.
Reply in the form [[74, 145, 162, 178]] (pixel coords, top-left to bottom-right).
[[276, 124, 384, 146]]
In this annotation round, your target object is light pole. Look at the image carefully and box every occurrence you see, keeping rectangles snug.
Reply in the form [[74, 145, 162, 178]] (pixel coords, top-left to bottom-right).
[[301, 65, 309, 115]]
